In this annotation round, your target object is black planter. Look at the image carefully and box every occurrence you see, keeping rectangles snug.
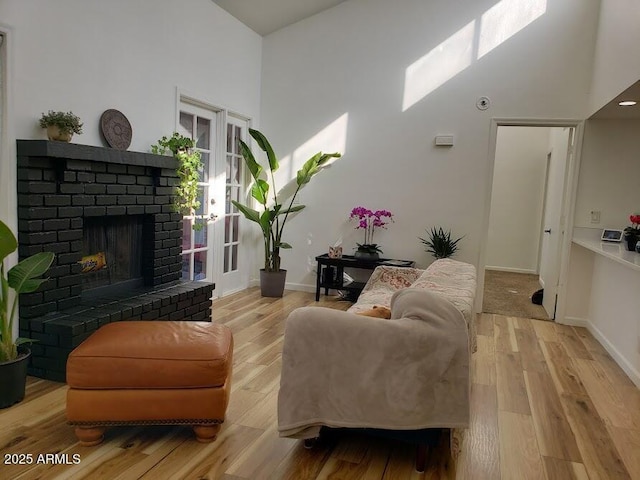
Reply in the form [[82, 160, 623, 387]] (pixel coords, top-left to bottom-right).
[[260, 269, 287, 297], [626, 236, 638, 252], [354, 251, 380, 261], [0, 346, 31, 409]]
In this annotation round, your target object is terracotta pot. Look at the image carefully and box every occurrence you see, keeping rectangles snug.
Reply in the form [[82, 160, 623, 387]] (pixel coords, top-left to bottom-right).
[[46, 125, 73, 142], [0, 347, 31, 409], [260, 269, 287, 297]]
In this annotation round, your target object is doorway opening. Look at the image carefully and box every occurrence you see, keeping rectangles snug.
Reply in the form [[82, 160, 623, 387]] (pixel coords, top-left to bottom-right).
[[479, 119, 582, 323]]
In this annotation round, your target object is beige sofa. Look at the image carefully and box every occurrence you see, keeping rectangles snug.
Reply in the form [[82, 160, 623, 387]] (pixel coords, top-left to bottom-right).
[[277, 258, 477, 448]]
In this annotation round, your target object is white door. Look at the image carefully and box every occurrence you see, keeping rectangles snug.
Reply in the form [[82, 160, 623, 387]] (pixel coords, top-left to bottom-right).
[[177, 103, 217, 283], [217, 115, 249, 295], [539, 127, 574, 319]]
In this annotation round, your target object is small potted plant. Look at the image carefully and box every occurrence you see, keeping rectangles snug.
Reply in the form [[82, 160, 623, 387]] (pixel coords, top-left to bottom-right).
[[39, 110, 83, 142], [419, 227, 463, 259], [349, 207, 393, 260], [0, 220, 54, 408]]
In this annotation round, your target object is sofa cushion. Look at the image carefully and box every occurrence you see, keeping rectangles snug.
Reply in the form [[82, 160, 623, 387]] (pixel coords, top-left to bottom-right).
[[349, 266, 423, 314]]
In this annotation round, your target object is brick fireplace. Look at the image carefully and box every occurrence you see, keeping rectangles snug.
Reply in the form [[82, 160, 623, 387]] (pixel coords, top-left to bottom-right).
[[16, 140, 215, 381]]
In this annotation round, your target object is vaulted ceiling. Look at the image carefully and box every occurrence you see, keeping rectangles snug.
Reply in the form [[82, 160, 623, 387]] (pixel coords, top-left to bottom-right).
[[212, 0, 348, 36]]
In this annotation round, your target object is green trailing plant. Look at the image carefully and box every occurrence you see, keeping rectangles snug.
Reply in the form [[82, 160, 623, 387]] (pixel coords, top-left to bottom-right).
[[0, 220, 55, 362], [151, 133, 204, 230], [39, 110, 83, 135], [232, 128, 341, 272], [419, 227, 463, 259]]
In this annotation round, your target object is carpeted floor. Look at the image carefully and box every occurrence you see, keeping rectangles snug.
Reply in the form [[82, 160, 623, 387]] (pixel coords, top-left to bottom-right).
[[482, 270, 550, 321]]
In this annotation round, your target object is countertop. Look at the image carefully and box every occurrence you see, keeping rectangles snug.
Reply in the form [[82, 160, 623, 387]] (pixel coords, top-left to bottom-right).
[[572, 227, 640, 273]]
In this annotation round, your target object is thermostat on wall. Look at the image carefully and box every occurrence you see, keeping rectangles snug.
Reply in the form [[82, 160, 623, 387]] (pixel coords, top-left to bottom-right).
[[434, 135, 454, 146], [601, 229, 623, 242]]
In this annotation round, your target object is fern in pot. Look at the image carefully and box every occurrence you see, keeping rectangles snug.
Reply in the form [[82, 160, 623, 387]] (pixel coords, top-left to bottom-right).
[[1, 220, 54, 408], [232, 128, 341, 297], [419, 227, 463, 259]]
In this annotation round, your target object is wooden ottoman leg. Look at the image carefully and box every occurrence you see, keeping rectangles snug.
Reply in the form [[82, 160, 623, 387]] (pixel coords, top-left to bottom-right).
[[75, 426, 106, 446], [193, 424, 221, 443]]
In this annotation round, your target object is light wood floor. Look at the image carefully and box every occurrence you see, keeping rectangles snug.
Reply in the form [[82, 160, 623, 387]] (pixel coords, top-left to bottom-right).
[[1, 288, 638, 479]]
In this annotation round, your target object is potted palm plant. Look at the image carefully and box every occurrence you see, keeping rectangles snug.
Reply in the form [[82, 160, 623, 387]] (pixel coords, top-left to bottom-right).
[[1, 220, 54, 408], [419, 227, 463, 259], [232, 129, 341, 297]]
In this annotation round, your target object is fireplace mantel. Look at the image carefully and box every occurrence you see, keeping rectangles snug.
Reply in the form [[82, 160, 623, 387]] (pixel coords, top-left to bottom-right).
[[16, 140, 178, 169]]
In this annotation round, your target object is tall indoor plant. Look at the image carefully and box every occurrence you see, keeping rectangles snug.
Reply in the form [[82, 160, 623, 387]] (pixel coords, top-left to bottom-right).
[[232, 129, 341, 297], [0, 220, 54, 408]]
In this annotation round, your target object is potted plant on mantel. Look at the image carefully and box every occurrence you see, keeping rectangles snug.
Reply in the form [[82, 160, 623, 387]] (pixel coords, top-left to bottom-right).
[[39, 110, 83, 142], [232, 129, 341, 297], [0, 220, 54, 408]]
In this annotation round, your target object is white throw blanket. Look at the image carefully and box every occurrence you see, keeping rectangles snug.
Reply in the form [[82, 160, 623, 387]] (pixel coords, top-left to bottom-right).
[[278, 288, 470, 439]]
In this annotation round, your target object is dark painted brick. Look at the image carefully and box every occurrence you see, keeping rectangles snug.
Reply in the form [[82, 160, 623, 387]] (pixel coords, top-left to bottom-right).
[[96, 195, 117, 205], [161, 204, 174, 213], [46, 242, 71, 254], [90, 162, 107, 173], [155, 186, 174, 196], [19, 206, 58, 220], [77, 172, 95, 183], [66, 159, 92, 171], [70, 263, 82, 274], [155, 214, 171, 223], [117, 175, 136, 185], [48, 265, 71, 277], [43, 218, 71, 230], [18, 181, 56, 194], [192, 311, 207, 321], [58, 206, 84, 218], [71, 218, 83, 229], [145, 205, 162, 214], [42, 170, 57, 182], [158, 177, 168, 186], [25, 231, 57, 244], [20, 292, 43, 306], [57, 296, 81, 311], [44, 319, 85, 335], [63, 171, 77, 182], [18, 169, 43, 181], [96, 173, 117, 183], [106, 206, 127, 216], [69, 285, 82, 296], [43, 287, 70, 302], [127, 206, 144, 215], [45, 195, 71, 207], [19, 220, 43, 232], [18, 194, 44, 207], [145, 186, 155, 195], [69, 240, 83, 252], [72, 195, 95, 206], [84, 206, 106, 216], [169, 247, 182, 256], [58, 229, 82, 241], [136, 176, 153, 186], [107, 164, 127, 174], [17, 157, 52, 168], [22, 302, 58, 319], [117, 195, 136, 205], [85, 184, 106, 195], [126, 185, 145, 195], [19, 244, 43, 256], [185, 305, 199, 316], [60, 183, 84, 194], [58, 274, 81, 287], [154, 196, 170, 205], [57, 252, 81, 265], [107, 185, 127, 195]]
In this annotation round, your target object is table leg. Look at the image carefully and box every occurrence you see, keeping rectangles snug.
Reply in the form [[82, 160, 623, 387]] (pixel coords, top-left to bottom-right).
[[315, 261, 322, 301]]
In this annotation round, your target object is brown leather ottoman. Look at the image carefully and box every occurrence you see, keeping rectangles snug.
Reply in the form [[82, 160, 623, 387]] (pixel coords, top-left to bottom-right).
[[66, 321, 233, 446]]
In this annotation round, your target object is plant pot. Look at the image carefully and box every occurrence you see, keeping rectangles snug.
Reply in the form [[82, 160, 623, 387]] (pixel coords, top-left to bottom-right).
[[0, 346, 31, 409], [354, 251, 380, 261], [626, 236, 638, 252], [46, 125, 73, 142], [260, 269, 287, 297]]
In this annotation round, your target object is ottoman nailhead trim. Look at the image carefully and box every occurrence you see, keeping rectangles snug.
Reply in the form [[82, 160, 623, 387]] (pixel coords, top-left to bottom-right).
[[68, 418, 224, 427]]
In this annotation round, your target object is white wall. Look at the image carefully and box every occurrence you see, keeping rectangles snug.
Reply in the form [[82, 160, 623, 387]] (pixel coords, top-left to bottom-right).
[[0, 0, 262, 230], [260, 0, 600, 289], [589, 0, 640, 116], [486, 127, 549, 273], [574, 119, 640, 230]]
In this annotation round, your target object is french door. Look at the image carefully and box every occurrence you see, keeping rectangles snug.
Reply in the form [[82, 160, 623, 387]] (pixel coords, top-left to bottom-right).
[[177, 100, 249, 296]]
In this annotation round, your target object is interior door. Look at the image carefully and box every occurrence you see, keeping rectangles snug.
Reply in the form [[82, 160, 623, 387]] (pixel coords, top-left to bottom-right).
[[539, 127, 574, 319], [177, 103, 217, 283]]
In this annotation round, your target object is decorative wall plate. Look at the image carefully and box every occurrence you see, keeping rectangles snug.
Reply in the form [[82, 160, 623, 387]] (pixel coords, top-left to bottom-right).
[[100, 109, 132, 150]]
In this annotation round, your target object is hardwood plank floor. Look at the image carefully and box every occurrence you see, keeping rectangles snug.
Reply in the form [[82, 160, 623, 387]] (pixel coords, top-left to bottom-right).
[[0, 289, 637, 479]]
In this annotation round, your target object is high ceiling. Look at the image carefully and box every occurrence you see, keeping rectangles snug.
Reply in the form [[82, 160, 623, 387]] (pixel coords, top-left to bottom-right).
[[213, 0, 348, 36], [590, 80, 640, 120]]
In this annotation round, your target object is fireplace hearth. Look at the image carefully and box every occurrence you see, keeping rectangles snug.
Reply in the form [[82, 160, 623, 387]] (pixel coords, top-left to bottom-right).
[[16, 140, 215, 381]]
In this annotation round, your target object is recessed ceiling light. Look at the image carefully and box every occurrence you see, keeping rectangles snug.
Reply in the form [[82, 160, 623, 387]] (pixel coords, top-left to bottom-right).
[[618, 100, 637, 106]]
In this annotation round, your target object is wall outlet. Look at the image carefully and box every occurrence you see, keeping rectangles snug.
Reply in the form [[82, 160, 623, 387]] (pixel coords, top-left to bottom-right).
[[590, 210, 601, 224]]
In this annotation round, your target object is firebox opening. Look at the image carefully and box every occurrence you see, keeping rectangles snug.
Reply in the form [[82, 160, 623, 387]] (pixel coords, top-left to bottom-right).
[[81, 216, 144, 297]]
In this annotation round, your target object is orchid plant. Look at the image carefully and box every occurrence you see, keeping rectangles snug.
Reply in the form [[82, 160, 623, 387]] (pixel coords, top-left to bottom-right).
[[349, 207, 393, 254], [624, 214, 640, 238]]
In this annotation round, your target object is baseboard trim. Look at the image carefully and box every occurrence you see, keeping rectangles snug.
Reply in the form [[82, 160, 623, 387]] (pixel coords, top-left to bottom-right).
[[485, 266, 538, 275], [563, 316, 640, 388]]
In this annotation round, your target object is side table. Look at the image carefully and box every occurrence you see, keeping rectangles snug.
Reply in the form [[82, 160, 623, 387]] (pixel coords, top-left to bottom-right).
[[315, 254, 415, 301]]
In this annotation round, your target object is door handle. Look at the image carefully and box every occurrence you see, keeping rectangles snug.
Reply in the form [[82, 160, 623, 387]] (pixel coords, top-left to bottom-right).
[[544, 229, 551, 234]]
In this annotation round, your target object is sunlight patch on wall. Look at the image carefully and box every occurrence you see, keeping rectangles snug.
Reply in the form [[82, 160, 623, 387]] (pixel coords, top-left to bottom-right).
[[478, 0, 547, 59], [291, 113, 349, 171], [402, 21, 475, 112], [402, 0, 547, 111]]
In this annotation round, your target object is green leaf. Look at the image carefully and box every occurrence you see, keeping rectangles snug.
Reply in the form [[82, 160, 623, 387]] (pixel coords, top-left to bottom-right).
[[15, 337, 37, 346], [251, 179, 269, 205], [239, 139, 263, 181], [278, 205, 305, 215], [278, 242, 292, 249], [249, 129, 279, 172], [231, 201, 261, 223], [7, 252, 54, 294], [0, 220, 18, 263], [259, 211, 272, 237]]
